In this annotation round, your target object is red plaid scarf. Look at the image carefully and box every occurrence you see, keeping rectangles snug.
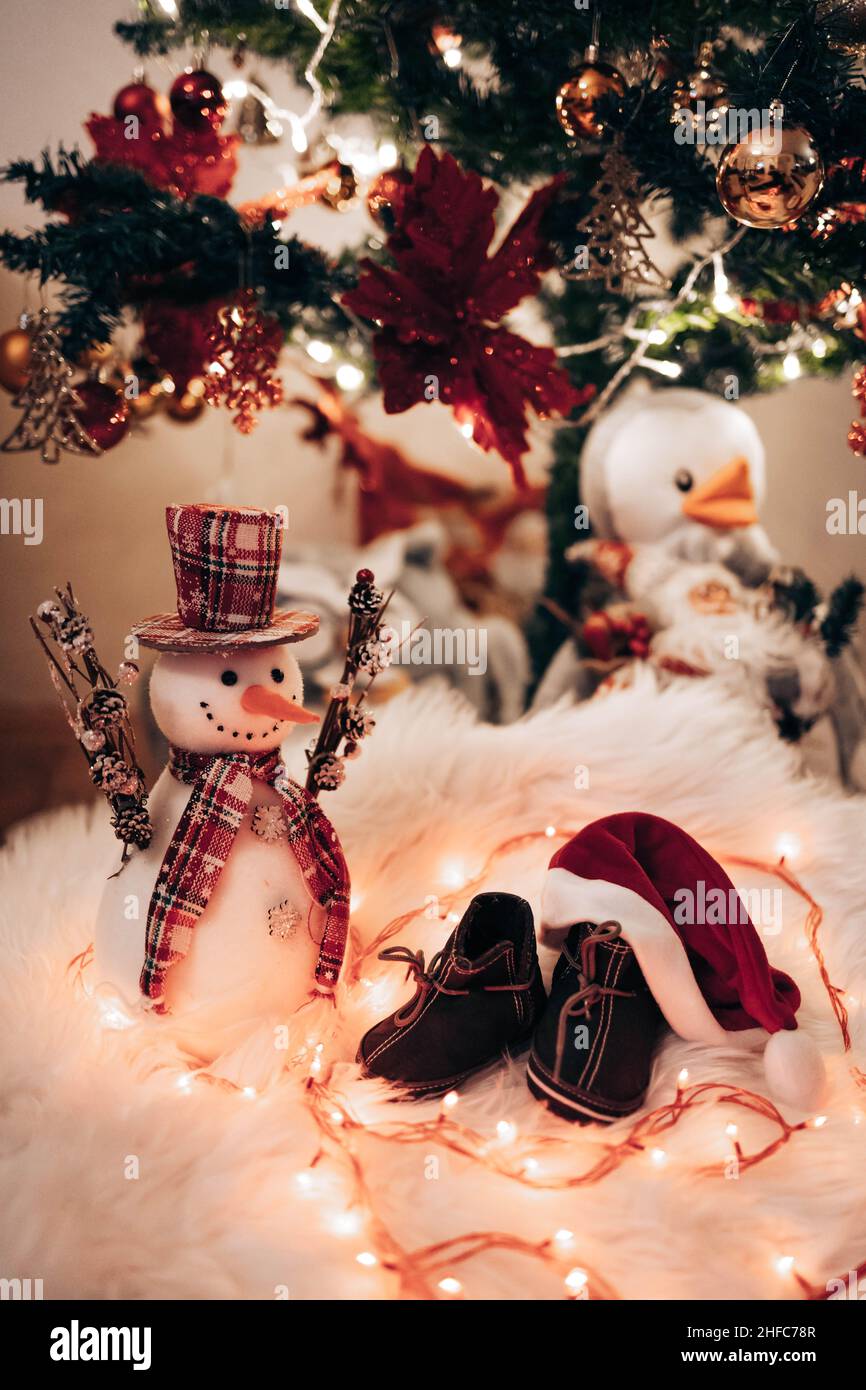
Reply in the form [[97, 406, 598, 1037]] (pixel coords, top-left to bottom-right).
[[141, 747, 350, 1006]]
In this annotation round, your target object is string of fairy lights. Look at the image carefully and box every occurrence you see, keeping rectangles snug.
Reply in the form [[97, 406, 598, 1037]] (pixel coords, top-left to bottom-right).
[[70, 816, 864, 1301]]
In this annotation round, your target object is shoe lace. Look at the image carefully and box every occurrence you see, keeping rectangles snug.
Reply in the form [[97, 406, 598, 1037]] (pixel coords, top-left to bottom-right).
[[378, 943, 537, 1028], [553, 920, 636, 1083]]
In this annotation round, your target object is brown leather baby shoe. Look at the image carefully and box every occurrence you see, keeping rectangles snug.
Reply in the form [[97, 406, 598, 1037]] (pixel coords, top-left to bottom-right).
[[357, 892, 547, 1097]]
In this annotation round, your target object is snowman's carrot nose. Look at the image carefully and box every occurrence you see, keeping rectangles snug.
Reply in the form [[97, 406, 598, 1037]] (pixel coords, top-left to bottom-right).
[[240, 684, 320, 724]]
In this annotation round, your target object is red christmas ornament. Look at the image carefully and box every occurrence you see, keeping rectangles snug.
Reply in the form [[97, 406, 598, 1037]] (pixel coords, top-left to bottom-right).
[[142, 299, 222, 394], [73, 380, 130, 451], [366, 166, 413, 229], [86, 113, 238, 201], [343, 147, 582, 488], [169, 68, 227, 132], [112, 81, 168, 129], [204, 290, 284, 434], [848, 420, 866, 456], [852, 364, 866, 410]]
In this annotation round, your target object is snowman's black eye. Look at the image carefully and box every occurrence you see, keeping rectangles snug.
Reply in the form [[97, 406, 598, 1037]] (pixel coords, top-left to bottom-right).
[[674, 469, 694, 493], [271, 668, 285, 684], [221, 670, 238, 686]]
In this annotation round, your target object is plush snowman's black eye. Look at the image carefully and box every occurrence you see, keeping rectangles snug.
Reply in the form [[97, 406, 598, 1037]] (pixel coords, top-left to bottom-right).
[[674, 469, 694, 493], [221, 670, 238, 686], [271, 668, 285, 684]]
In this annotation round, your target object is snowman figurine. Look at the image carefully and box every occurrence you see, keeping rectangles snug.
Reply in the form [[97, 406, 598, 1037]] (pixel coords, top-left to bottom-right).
[[578, 386, 778, 582], [535, 387, 780, 709], [93, 504, 350, 1079]]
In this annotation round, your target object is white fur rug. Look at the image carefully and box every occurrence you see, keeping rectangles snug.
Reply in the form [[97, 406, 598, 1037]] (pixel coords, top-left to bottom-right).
[[2, 674, 866, 1301]]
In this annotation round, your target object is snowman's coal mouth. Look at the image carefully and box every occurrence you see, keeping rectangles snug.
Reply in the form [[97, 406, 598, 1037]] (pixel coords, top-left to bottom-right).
[[199, 700, 282, 740]]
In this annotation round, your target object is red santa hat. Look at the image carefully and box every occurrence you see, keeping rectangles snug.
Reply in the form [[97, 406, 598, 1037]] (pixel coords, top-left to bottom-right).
[[540, 812, 825, 1110]]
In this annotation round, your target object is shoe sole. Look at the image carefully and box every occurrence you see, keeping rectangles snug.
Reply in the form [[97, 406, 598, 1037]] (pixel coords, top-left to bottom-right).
[[359, 1031, 535, 1102], [525, 1052, 645, 1125]]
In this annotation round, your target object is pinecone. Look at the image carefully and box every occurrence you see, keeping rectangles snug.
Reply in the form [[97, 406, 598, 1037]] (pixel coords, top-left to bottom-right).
[[57, 612, 93, 652], [90, 752, 135, 792], [83, 688, 127, 730], [341, 704, 376, 741], [310, 753, 346, 791], [355, 638, 391, 675], [111, 802, 152, 849], [348, 569, 384, 615]]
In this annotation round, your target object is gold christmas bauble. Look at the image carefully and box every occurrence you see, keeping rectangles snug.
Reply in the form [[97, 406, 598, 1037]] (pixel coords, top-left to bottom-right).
[[818, 0, 866, 55], [555, 61, 625, 140], [78, 340, 114, 370], [716, 122, 824, 229], [319, 161, 358, 211], [0, 326, 32, 393], [165, 377, 206, 422]]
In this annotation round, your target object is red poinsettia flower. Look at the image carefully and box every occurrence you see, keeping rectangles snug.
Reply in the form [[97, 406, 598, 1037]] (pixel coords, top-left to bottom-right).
[[343, 147, 589, 487]]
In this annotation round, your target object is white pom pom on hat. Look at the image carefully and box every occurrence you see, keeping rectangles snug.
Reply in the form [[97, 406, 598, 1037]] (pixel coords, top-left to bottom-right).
[[540, 812, 826, 1111]]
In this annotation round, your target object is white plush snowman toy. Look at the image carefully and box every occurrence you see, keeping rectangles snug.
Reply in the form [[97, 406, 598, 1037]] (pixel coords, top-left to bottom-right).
[[578, 386, 779, 582], [93, 503, 350, 1080]]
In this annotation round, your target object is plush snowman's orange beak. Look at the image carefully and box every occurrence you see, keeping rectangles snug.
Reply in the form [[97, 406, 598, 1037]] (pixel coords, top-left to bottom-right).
[[240, 685, 320, 724], [681, 456, 758, 529]]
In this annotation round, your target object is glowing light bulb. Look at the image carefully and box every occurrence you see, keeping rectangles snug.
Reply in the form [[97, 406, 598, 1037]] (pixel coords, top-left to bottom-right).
[[175, 1073, 193, 1093], [496, 1119, 518, 1144], [356, 1251, 378, 1267], [774, 831, 801, 863], [678, 1067, 689, 1085], [377, 141, 398, 168], [330, 1110, 344, 1125], [441, 1090, 460, 1111], [336, 363, 365, 391], [443, 47, 462, 68], [439, 860, 466, 889], [241, 1086, 257, 1101], [438, 1276, 463, 1294], [306, 339, 333, 364], [811, 337, 827, 358], [544, 825, 557, 838], [459, 420, 475, 439], [295, 1170, 315, 1192], [523, 1157, 540, 1175], [783, 352, 801, 380], [774, 1254, 795, 1276], [725, 1122, 738, 1138], [812, 1115, 828, 1128], [644, 359, 682, 379], [565, 1267, 588, 1294], [554, 1228, 574, 1246], [327, 1209, 363, 1236], [649, 1148, 668, 1168]]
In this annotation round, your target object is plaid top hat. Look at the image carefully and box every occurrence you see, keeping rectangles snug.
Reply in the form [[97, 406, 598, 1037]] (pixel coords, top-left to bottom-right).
[[132, 503, 319, 653]]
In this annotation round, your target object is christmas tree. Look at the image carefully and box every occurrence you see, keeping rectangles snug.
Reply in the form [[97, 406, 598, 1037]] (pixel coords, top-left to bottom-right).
[[1, 0, 865, 648]]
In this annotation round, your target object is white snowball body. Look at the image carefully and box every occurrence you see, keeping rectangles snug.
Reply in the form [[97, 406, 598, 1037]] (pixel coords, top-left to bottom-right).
[[93, 644, 323, 1068]]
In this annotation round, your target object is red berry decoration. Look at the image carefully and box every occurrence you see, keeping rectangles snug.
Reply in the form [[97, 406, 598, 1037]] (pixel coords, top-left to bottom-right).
[[852, 364, 866, 410], [169, 69, 226, 132], [112, 81, 167, 129], [73, 380, 130, 451]]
